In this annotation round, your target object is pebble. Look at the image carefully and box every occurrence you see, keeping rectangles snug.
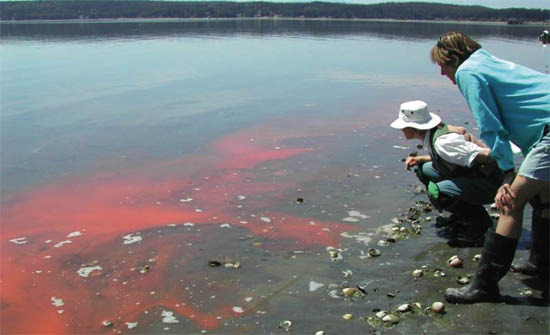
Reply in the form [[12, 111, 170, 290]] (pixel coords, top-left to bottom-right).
[[375, 310, 388, 319]]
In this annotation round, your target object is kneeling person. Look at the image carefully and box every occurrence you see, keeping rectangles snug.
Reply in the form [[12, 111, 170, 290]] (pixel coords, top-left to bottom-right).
[[391, 100, 504, 242]]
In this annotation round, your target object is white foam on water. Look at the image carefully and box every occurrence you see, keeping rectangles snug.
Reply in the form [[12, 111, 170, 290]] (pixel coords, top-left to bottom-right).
[[77, 265, 102, 278], [161, 310, 179, 324], [122, 234, 142, 245]]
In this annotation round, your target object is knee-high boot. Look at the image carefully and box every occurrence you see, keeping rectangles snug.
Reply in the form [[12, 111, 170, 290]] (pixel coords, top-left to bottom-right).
[[511, 199, 549, 280], [444, 230, 518, 304]]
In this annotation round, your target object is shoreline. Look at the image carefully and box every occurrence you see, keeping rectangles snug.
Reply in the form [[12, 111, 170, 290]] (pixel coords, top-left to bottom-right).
[[1, 17, 549, 26]]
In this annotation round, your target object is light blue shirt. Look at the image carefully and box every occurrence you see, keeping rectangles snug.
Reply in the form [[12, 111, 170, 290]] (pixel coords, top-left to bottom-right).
[[455, 49, 550, 170]]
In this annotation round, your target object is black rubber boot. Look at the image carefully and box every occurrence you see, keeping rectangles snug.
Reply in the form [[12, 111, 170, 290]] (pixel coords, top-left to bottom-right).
[[511, 200, 549, 280], [444, 230, 518, 304], [444, 200, 493, 246]]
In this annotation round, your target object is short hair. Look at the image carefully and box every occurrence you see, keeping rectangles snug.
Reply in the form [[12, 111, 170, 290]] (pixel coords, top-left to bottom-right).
[[430, 32, 482, 67]]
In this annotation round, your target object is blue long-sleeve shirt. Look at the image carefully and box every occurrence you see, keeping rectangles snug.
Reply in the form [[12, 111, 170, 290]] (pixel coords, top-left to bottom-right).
[[455, 49, 550, 170]]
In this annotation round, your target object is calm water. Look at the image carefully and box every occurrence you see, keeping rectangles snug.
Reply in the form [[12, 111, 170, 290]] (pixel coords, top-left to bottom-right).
[[1, 19, 548, 334]]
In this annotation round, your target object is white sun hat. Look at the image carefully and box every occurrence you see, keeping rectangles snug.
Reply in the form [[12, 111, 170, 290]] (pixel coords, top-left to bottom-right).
[[390, 100, 441, 130]]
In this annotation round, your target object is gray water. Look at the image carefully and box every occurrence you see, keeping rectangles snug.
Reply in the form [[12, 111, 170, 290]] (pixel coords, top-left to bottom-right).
[[1, 19, 548, 193], [1, 19, 549, 335]]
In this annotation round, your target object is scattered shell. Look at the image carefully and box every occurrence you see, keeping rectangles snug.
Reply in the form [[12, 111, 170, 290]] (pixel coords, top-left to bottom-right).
[[208, 260, 221, 267], [397, 303, 411, 312], [382, 314, 399, 324], [102, 320, 114, 327], [456, 276, 470, 285], [412, 269, 423, 278], [519, 289, 533, 297], [473, 254, 482, 262], [342, 269, 353, 278], [342, 313, 353, 320], [368, 248, 381, 257], [433, 269, 446, 277], [413, 302, 422, 309], [375, 310, 388, 319], [431, 302, 445, 313], [139, 265, 151, 274], [224, 260, 240, 269], [356, 285, 368, 295], [279, 320, 292, 330], [386, 292, 395, 298], [342, 287, 357, 297], [448, 255, 463, 268], [315, 332, 325, 335]]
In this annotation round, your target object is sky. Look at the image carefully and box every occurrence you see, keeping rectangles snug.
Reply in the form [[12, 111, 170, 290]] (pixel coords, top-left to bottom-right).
[[340, 1, 549, 9]]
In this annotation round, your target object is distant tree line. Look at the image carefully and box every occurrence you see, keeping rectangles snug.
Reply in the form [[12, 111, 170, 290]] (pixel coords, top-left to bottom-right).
[[1, 1, 548, 22]]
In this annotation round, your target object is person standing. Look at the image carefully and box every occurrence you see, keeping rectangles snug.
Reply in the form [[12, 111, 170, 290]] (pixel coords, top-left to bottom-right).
[[430, 31, 550, 303]]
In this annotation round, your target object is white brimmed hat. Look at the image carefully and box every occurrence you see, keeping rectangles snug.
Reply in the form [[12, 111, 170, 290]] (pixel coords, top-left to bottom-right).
[[390, 100, 441, 130]]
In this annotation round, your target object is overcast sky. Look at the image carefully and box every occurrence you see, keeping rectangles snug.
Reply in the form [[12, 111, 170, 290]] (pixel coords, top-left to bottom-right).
[[340, 1, 548, 9]]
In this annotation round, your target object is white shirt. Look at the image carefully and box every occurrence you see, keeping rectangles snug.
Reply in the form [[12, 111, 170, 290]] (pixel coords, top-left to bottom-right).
[[424, 131, 483, 168]]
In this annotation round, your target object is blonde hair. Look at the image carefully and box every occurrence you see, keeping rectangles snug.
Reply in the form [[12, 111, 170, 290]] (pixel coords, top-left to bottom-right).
[[430, 32, 482, 67]]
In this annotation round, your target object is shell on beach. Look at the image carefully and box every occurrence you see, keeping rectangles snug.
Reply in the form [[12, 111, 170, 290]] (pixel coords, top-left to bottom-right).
[[432, 302, 445, 313], [342, 287, 357, 297], [342, 313, 353, 320], [448, 255, 463, 268], [412, 269, 423, 278], [397, 303, 411, 312], [278, 320, 292, 330], [368, 248, 381, 257], [382, 314, 400, 324]]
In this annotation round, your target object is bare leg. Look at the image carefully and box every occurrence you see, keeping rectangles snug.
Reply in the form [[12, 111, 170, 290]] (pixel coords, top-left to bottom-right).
[[495, 175, 549, 238]]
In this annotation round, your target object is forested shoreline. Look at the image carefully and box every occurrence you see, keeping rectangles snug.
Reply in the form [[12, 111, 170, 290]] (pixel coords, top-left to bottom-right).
[[1, 1, 549, 22]]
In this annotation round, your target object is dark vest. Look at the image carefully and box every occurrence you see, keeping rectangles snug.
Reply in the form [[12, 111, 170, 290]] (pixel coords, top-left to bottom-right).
[[429, 125, 500, 178]]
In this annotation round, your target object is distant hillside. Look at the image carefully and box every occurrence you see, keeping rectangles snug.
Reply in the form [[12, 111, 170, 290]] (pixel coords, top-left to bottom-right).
[[1, 1, 549, 22]]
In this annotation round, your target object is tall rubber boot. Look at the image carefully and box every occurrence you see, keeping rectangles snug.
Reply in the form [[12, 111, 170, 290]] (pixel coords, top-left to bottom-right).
[[511, 200, 549, 280], [444, 230, 518, 304], [448, 200, 493, 232]]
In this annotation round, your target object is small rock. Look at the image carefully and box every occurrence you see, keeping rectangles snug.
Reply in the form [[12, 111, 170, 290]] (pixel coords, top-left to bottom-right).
[[315, 332, 325, 335], [386, 292, 395, 298], [375, 310, 388, 319], [296, 197, 304, 203], [473, 254, 481, 262], [102, 320, 114, 328]]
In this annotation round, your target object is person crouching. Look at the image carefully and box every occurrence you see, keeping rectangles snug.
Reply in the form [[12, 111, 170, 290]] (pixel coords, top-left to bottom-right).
[[391, 100, 504, 245]]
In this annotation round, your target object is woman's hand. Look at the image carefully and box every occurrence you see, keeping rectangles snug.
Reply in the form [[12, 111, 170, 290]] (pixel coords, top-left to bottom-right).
[[495, 183, 516, 215]]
